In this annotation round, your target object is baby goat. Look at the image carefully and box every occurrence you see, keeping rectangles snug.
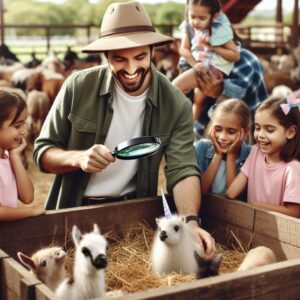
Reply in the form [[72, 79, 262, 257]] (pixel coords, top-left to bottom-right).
[[55, 224, 107, 300], [18, 246, 66, 291], [151, 214, 204, 275], [238, 246, 276, 271]]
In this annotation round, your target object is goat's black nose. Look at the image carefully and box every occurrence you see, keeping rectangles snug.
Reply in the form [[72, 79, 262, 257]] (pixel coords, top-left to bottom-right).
[[160, 230, 168, 241], [94, 254, 107, 269]]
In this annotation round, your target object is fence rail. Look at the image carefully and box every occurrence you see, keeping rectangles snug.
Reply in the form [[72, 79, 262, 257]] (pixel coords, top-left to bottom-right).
[[0, 22, 298, 58]]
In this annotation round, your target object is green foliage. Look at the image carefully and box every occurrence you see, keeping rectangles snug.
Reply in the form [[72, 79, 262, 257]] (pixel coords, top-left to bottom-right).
[[154, 2, 185, 34], [3, 0, 186, 36]]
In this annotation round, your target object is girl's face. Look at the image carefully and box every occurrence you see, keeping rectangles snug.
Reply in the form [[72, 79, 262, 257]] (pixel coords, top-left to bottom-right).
[[0, 108, 28, 154], [211, 112, 243, 153], [188, 4, 212, 31], [254, 110, 296, 164]]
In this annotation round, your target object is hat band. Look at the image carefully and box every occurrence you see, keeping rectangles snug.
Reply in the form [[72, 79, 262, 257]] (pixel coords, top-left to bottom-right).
[[100, 25, 155, 38]]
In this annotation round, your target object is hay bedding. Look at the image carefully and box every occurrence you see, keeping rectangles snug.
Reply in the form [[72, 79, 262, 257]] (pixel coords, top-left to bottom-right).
[[65, 223, 247, 294]]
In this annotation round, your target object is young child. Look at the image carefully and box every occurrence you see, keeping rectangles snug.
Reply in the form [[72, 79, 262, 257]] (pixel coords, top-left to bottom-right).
[[173, 0, 240, 120], [227, 95, 300, 218], [0, 89, 45, 221], [195, 99, 251, 196]]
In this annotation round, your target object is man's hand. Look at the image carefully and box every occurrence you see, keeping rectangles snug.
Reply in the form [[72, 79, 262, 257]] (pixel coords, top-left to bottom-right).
[[196, 69, 223, 99], [188, 222, 216, 259], [78, 144, 116, 173]]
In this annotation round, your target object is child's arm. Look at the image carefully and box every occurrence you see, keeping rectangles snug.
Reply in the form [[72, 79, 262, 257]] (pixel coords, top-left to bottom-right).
[[201, 129, 223, 194], [226, 171, 248, 199], [202, 153, 222, 194], [9, 138, 34, 204], [251, 202, 300, 218], [179, 33, 198, 67], [0, 204, 45, 222], [209, 40, 240, 62]]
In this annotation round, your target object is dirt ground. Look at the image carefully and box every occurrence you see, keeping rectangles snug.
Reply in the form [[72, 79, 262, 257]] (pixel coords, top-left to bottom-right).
[[27, 149, 166, 206]]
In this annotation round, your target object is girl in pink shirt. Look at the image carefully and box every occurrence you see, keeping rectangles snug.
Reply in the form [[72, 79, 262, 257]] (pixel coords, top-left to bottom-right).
[[0, 89, 45, 221], [227, 95, 300, 218]]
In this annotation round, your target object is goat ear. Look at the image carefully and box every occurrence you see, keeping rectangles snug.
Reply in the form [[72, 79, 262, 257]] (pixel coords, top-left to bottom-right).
[[93, 223, 100, 234], [17, 252, 36, 271], [212, 253, 223, 269], [194, 251, 206, 267], [72, 225, 82, 246], [155, 218, 160, 226]]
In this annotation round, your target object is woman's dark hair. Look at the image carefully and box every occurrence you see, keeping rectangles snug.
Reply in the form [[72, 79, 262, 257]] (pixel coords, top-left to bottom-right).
[[256, 96, 300, 162], [0, 89, 27, 127]]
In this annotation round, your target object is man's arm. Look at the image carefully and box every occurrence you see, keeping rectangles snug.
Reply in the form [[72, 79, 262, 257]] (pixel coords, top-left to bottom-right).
[[41, 145, 115, 174], [173, 176, 216, 258]]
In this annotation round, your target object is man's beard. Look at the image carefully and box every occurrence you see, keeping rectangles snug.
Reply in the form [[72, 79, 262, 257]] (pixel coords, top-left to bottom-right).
[[114, 66, 151, 93]]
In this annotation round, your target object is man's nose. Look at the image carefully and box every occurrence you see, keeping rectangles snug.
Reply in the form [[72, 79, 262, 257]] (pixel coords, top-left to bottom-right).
[[126, 60, 138, 75]]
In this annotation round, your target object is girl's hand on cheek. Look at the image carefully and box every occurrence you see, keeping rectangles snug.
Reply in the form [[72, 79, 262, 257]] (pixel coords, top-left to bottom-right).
[[9, 138, 27, 156], [210, 128, 222, 155], [228, 129, 244, 155]]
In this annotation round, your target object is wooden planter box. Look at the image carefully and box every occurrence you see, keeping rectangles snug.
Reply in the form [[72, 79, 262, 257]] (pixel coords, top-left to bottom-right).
[[1, 195, 300, 300]]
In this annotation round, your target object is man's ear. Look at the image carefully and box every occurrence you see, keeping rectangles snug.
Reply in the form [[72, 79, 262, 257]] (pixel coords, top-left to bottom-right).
[[287, 125, 297, 140]]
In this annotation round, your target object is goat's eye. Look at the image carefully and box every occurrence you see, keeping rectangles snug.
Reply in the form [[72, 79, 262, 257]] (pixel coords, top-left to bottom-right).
[[41, 260, 47, 267], [174, 225, 179, 232], [81, 247, 90, 256]]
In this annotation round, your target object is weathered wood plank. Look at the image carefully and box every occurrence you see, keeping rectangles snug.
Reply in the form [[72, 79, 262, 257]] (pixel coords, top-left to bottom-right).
[[254, 209, 300, 247], [0, 197, 164, 260], [202, 194, 255, 231], [35, 284, 56, 300], [2, 257, 40, 300], [100, 259, 300, 300]]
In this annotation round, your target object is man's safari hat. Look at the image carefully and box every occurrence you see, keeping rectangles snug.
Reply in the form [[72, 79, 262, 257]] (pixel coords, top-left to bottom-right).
[[82, 1, 173, 53]]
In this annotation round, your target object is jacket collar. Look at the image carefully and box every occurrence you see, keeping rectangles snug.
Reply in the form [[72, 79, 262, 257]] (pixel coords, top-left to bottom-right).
[[98, 63, 158, 108]]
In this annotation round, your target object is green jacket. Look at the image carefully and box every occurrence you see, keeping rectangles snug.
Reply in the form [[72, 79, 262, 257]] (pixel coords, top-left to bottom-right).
[[33, 64, 200, 209]]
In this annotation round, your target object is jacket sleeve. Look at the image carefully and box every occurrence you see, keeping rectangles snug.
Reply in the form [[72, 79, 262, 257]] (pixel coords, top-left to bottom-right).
[[33, 75, 73, 172], [164, 97, 201, 192]]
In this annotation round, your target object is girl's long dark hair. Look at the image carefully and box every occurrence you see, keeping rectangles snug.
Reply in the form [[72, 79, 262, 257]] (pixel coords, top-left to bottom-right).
[[0, 89, 27, 127]]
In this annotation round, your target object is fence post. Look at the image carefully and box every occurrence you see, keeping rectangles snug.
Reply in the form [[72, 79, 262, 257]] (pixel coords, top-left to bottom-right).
[[46, 26, 50, 54]]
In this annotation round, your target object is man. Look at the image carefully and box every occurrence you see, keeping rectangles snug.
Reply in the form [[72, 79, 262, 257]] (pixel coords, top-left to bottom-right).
[[193, 48, 269, 137], [33, 1, 215, 257]]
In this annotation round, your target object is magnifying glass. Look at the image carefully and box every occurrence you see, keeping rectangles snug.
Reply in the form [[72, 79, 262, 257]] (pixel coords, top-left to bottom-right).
[[111, 136, 162, 160]]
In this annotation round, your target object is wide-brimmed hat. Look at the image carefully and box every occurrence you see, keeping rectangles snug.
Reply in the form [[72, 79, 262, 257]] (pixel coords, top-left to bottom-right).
[[82, 1, 173, 53]]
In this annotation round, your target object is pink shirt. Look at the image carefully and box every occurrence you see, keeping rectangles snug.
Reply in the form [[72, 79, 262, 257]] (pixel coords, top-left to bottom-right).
[[0, 156, 18, 208], [241, 145, 300, 205]]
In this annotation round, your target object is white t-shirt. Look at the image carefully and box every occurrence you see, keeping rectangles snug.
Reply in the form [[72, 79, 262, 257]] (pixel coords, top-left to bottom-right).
[[84, 82, 147, 197]]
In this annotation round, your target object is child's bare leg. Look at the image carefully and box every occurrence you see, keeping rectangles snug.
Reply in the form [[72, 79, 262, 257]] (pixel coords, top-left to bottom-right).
[[172, 68, 198, 92], [193, 88, 206, 121]]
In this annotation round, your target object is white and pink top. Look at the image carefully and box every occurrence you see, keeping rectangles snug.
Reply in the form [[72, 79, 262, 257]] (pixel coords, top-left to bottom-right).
[[0, 155, 18, 208]]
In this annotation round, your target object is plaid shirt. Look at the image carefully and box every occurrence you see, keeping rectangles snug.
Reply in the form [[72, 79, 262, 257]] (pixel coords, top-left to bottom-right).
[[223, 48, 268, 112]]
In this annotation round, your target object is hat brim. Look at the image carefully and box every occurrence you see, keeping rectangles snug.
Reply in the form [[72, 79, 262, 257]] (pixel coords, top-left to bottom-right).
[[81, 31, 174, 53]]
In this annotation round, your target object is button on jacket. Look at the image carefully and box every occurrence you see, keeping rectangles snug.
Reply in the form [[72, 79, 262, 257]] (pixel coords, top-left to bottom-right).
[[33, 64, 200, 209]]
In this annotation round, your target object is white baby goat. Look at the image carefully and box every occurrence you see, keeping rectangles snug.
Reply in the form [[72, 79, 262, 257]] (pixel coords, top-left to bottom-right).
[[18, 246, 66, 291], [238, 246, 276, 271], [151, 214, 204, 275], [55, 224, 107, 300]]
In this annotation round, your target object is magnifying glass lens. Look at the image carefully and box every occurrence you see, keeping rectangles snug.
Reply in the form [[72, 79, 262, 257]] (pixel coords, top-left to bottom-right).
[[117, 143, 161, 159]]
